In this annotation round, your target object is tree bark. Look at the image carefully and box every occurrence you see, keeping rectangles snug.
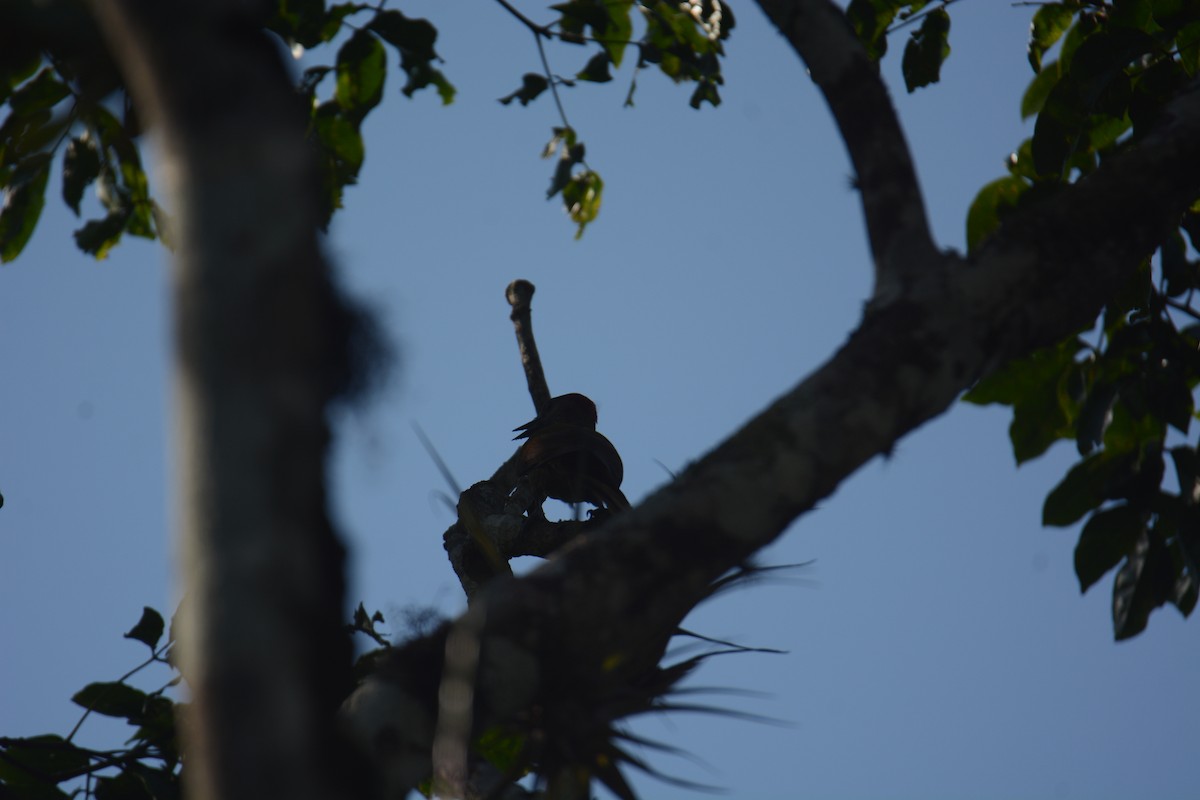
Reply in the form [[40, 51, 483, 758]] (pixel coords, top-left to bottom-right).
[[87, 2, 354, 800]]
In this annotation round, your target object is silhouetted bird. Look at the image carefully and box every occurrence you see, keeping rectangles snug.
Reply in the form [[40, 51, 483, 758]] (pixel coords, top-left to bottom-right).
[[514, 393, 630, 511]]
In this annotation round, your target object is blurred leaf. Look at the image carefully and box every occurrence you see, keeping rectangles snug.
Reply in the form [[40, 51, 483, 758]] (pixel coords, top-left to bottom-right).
[[371, 9, 437, 61], [553, 0, 609, 44], [1074, 504, 1145, 592], [1031, 82, 1078, 178], [965, 176, 1027, 254], [476, 727, 527, 773], [0, 735, 89, 798], [320, 2, 368, 43], [563, 169, 603, 238], [335, 29, 386, 121], [0, 48, 43, 107], [901, 8, 950, 92], [72, 681, 148, 720], [1044, 450, 1129, 526], [1168, 529, 1199, 617], [577, 51, 613, 83], [689, 79, 721, 109], [1112, 528, 1171, 640], [124, 606, 165, 650], [1179, 21, 1200, 77], [1028, 4, 1075, 73], [314, 106, 364, 172], [370, 10, 454, 103], [269, 0, 329, 48], [1021, 61, 1060, 119], [602, 0, 635, 67], [846, 0, 899, 61], [545, 128, 583, 198], [0, 153, 50, 262], [965, 337, 1086, 462], [74, 208, 130, 259], [1076, 381, 1118, 456], [8, 68, 70, 115], [95, 771, 153, 800], [61, 135, 101, 216], [499, 73, 549, 106]]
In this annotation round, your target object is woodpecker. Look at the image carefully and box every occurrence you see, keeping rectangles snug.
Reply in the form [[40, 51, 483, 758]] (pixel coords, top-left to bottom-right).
[[513, 393, 630, 511]]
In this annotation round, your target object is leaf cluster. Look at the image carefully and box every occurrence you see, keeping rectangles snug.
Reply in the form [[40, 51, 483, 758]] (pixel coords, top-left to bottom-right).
[[0, 1, 164, 263], [0, 608, 181, 800], [271, 2, 456, 228], [0, 0, 457, 261], [961, 1, 1200, 640], [496, 0, 735, 236], [850, 1, 1200, 640], [846, 1, 954, 92]]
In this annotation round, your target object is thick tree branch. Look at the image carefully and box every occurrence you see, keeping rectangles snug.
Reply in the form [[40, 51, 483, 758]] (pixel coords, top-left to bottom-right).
[[87, 3, 355, 800], [754, 0, 939, 301], [345, 76, 1200, 797]]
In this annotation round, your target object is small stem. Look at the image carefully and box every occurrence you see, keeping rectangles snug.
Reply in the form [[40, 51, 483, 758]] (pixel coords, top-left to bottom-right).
[[506, 280, 551, 413], [535, 34, 572, 133], [66, 643, 170, 743]]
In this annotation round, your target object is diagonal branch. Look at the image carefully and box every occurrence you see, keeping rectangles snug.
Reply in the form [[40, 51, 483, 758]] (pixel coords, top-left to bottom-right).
[[343, 74, 1200, 797], [754, 0, 939, 302]]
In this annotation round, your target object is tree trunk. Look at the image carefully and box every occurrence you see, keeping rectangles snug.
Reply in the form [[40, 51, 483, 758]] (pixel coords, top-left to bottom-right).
[[87, 2, 354, 799]]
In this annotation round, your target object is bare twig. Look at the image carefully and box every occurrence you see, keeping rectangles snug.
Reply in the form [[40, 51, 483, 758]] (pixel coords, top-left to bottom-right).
[[506, 279, 551, 414]]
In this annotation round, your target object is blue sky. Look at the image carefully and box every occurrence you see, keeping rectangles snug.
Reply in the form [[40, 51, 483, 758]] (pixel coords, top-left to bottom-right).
[[2, 2, 1197, 798]]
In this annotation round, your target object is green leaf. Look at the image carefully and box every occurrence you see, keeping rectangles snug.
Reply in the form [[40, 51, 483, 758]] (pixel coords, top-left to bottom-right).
[[124, 606, 165, 649], [72, 681, 149, 719], [1112, 528, 1171, 640], [0, 153, 50, 262], [553, 0, 609, 45], [602, 0, 635, 67], [846, 0, 899, 61], [369, 9, 454, 103], [1028, 4, 1075, 73], [901, 8, 950, 92], [335, 30, 386, 120], [371, 10, 437, 61], [1074, 504, 1146, 592], [1076, 381, 1118, 456], [689, 79, 721, 109], [1044, 451, 1129, 526], [965, 176, 1027, 255], [0, 735, 89, 798], [0, 47, 43, 107], [61, 135, 101, 216], [1178, 21, 1200, 77], [1021, 60, 1060, 119], [8, 68, 71, 115], [499, 73, 550, 106], [563, 170, 603, 239], [545, 129, 584, 199], [577, 51, 613, 83], [74, 208, 130, 259], [95, 770, 154, 800], [314, 106, 364, 172], [320, 3, 368, 43], [476, 727, 527, 773], [269, 0, 330, 48]]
